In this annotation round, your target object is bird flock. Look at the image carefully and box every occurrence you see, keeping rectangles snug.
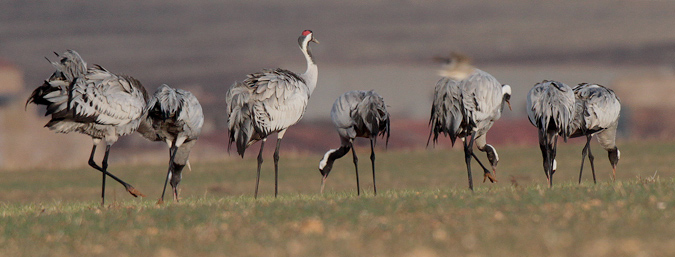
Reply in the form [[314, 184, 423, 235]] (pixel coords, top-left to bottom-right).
[[26, 30, 621, 204]]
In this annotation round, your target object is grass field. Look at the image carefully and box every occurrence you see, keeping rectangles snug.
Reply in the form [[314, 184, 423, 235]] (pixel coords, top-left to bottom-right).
[[1, 140, 674, 256]]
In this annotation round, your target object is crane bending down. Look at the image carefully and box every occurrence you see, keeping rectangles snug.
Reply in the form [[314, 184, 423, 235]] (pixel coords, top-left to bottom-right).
[[26, 50, 147, 205], [570, 83, 621, 183], [226, 30, 319, 198], [319, 90, 390, 195], [137, 84, 204, 203], [526, 80, 575, 187], [428, 53, 511, 191]]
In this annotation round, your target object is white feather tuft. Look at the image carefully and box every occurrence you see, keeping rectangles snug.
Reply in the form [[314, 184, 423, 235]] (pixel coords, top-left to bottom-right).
[[502, 84, 512, 96], [319, 149, 337, 169]]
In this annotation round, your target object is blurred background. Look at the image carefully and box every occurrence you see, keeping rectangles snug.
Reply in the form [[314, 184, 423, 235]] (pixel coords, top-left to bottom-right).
[[1, 0, 675, 169]]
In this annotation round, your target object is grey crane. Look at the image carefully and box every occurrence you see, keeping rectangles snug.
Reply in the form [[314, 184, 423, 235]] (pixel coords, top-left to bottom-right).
[[226, 30, 319, 198], [570, 83, 621, 183], [318, 90, 390, 196], [137, 84, 204, 203], [526, 80, 575, 187], [26, 50, 147, 204], [428, 53, 511, 191]]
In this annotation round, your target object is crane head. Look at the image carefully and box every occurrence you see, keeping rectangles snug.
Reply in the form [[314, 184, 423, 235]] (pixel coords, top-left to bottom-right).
[[502, 84, 512, 111], [318, 148, 336, 178], [300, 30, 320, 45], [484, 144, 500, 175], [608, 147, 620, 181]]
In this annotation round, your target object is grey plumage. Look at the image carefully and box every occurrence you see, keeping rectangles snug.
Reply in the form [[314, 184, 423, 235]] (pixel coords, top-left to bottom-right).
[[26, 50, 147, 204], [570, 83, 621, 183], [226, 30, 319, 198], [318, 90, 391, 195], [526, 80, 575, 187], [428, 54, 511, 190], [138, 84, 204, 203]]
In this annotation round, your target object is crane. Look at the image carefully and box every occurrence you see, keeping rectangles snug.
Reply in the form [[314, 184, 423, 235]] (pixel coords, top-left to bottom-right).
[[137, 84, 204, 203], [526, 80, 575, 187], [226, 30, 319, 198], [26, 50, 147, 205], [570, 83, 621, 183], [428, 53, 511, 191], [318, 90, 390, 195]]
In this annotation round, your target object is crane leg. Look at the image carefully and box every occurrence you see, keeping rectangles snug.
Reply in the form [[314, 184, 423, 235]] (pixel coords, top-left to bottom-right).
[[87, 144, 144, 205], [578, 135, 591, 184], [101, 146, 107, 206], [587, 137, 597, 184], [159, 145, 178, 204], [273, 138, 283, 198], [463, 134, 474, 191], [370, 138, 376, 196], [351, 142, 360, 196], [470, 152, 497, 183], [255, 140, 265, 199]]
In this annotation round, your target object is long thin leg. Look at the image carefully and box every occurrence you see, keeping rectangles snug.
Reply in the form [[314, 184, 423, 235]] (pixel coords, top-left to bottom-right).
[[273, 138, 283, 198], [463, 135, 474, 191], [100, 155, 107, 206], [351, 141, 360, 196], [578, 135, 591, 184], [255, 139, 266, 199], [587, 138, 597, 184], [470, 152, 497, 183], [87, 144, 144, 198], [100, 145, 111, 206], [370, 138, 376, 196], [159, 145, 178, 204]]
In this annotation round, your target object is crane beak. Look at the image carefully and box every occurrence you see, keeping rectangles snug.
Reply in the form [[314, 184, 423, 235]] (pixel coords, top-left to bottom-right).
[[311, 38, 320, 44], [506, 100, 512, 111], [320, 175, 328, 194]]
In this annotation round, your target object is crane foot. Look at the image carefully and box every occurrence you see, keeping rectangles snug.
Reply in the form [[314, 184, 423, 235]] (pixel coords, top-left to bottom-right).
[[125, 186, 146, 198], [483, 172, 498, 183]]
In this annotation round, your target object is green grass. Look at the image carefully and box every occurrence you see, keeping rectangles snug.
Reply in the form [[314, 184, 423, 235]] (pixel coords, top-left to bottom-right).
[[1, 140, 674, 256]]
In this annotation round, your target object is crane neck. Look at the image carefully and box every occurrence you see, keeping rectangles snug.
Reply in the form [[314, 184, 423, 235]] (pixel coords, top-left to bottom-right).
[[300, 43, 318, 96], [136, 114, 160, 142]]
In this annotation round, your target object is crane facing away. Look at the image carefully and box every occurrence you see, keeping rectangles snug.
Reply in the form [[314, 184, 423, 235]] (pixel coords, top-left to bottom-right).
[[526, 80, 575, 187], [26, 50, 147, 205], [319, 90, 390, 195], [137, 84, 204, 203], [428, 53, 511, 191], [226, 30, 319, 198], [570, 83, 621, 183]]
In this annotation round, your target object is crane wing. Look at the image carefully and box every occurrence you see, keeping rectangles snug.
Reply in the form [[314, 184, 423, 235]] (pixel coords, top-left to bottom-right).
[[355, 90, 390, 144], [527, 80, 575, 138], [428, 77, 463, 145], [245, 69, 309, 135], [576, 84, 620, 131], [176, 90, 205, 138], [461, 69, 502, 124], [69, 66, 147, 126], [146, 85, 204, 140]]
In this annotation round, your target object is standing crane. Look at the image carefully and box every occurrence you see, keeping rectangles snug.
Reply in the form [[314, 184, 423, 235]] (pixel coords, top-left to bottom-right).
[[137, 84, 204, 203], [526, 80, 575, 187], [226, 30, 319, 198], [570, 83, 621, 183], [26, 50, 147, 205], [318, 90, 390, 196], [428, 53, 511, 191]]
